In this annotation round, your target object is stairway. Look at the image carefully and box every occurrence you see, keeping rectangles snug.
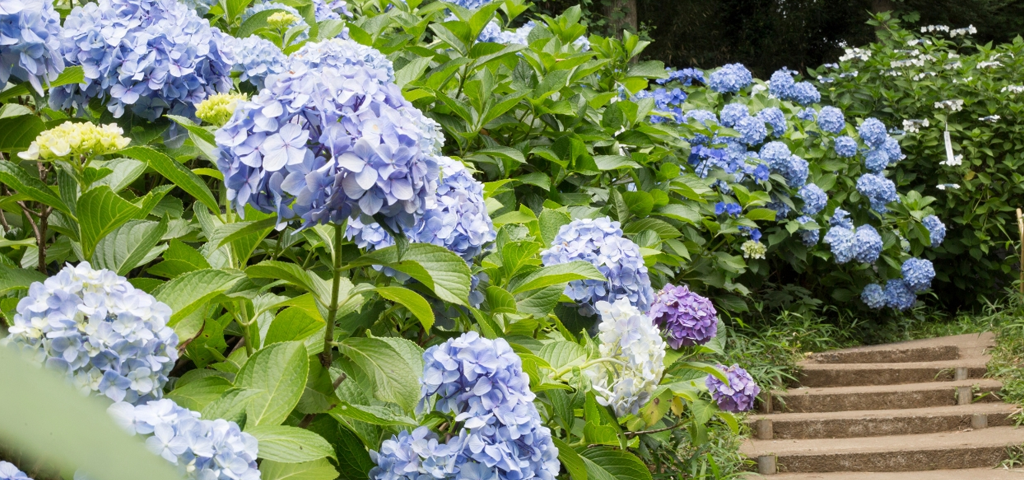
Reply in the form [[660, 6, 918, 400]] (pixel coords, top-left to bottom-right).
[[741, 333, 1024, 478]]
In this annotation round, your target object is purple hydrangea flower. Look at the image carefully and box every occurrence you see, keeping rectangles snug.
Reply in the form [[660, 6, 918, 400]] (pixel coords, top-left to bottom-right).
[[817, 106, 845, 134], [649, 284, 718, 348], [856, 173, 899, 213], [540, 218, 655, 316], [1, 263, 179, 405], [708, 63, 752, 93], [902, 258, 935, 292], [757, 107, 787, 137], [798, 184, 827, 215], [861, 283, 885, 309], [923, 215, 945, 246], [853, 224, 882, 263], [857, 118, 888, 148], [795, 215, 820, 246], [0, 0, 65, 95], [706, 364, 760, 413], [834, 136, 858, 158], [884, 279, 916, 310], [52, 0, 233, 121]]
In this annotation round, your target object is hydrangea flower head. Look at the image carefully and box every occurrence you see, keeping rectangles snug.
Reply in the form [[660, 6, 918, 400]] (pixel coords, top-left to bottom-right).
[[798, 184, 827, 215], [759, 141, 791, 172], [649, 284, 717, 348], [0, 462, 30, 480], [784, 155, 809, 188], [757, 107, 787, 136], [883, 137, 905, 164], [2, 262, 178, 404], [795, 215, 820, 246], [590, 299, 666, 416], [923, 215, 945, 246], [861, 283, 885, 309], [108, 399, 259, 479], [53, 0, 233, 121], [0, 0, 65, 94], [220, 35, 287, 90], [796, 108, 817, 121], [834, 136, 858, 158], [902, 258, 935, 292], [708, 63, 752, 94], [817, 106, 845, 133], [853, 225, 882, 263], [857, 118, 888, 148], [884, 279, 916, 310], [824, 224, 855, 264], [18, 122, 130, 161], [540, 218, 654, 316], [714, 202, 741, 217], [736, 115, 767, 145], [768, 68, 795, 98], [856, 174, 899, 213], [830, 208, 853, 229], [706, 364, 760, 413], [742, 240, 767, 259], [719, 103, 749, 128], [791, 82, 821, 105], [215, 38, 438, 230], [196, 93, 248, 127], [864, 147, 890, 173]]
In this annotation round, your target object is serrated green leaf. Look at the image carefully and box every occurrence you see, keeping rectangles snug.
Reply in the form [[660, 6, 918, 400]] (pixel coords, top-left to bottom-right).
[[201, 388, 261, 425], [260, 459, 339, 480], [347, 243, 471, 306], [0, 66, 85, 102], [553, 437, 588, 480], [337, 337, 421, 412], [93, 218, 168, 276], [374, 285, 434, 330], [0, 160, 73, 218], [122, 145, 220, 216], [153, 269, 245, 326], [327, 403, 418, 427], [0, 115, 44, 153], [77, 185, 143, 260], [247, 425, 334, 463], [580, 447, 652, 480], [148, 239, 211, 279], [246, 261, 336, 306], [237, 341, 310, 427], [166, 375, 232, 411], [509, 261, 606, 294], [0, 266, 46, 296]]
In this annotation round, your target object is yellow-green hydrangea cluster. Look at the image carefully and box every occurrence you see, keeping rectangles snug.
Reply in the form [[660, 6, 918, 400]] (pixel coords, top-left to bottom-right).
[[19, 122, 130, 161], [741, 240, 766, 259], [196, 93, 249, 126], [268, 11, 301, 30]]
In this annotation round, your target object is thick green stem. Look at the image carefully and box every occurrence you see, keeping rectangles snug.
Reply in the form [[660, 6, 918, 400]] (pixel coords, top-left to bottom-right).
[[319, 224, 346, 368]]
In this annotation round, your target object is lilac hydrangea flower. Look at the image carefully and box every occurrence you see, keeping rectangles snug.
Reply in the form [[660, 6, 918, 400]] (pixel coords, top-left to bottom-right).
[[706, 364, 760, 413], [757, 107, 787, 137], [795, 215, 820, 246], [52, 0, 233, 121], [884, 279, 916, 310], [798, 184, 827, 215], [215, 38, 439, 231], [923, 215, 945, 246], [1, 262, 178, 405], [861, 283, 885, 309], [590, 299, 667, 416], [0, 0, 65, 95], [902, 258, 935, 292], [834, 136, 858, 158], [768, 68, 795, 98], [857, 118, 888, 148], [853, 224, 882, 263], [708, 63, 752, 94], [0, 461, 31, 480], [791, 82, 820, 105], [856, 173, 899, 213], [219, 34, 287, 90], [107, 399, 259, 480], [540, 218, 654, 316], [649, 284, 718, 348], [817, 106, 845, 134]]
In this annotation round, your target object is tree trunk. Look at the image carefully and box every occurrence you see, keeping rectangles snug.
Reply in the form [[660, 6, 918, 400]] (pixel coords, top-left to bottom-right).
[[872, 0, 893, 35], [604, 0, 638, 38]]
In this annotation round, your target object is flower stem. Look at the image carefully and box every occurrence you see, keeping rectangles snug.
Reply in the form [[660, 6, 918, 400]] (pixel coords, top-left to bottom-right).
[[319, 223, 345, 369], [552, 357, 630, 379]]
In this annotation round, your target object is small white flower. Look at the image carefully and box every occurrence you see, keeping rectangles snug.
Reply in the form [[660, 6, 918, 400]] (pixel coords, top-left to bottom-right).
[[1002, 85, 1024, 94], [979, 115, 1000, 123], [934, 99, 964, 111]]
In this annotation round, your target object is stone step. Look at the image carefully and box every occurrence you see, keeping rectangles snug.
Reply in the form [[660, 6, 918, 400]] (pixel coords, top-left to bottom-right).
[[805, 333, 994, 365], [796, 358, 989, 388], [741, 426, 1024, 473], [772, 379, 1003, 413], [748, 403, 1018, 440], [746, 467, 1024, 479]]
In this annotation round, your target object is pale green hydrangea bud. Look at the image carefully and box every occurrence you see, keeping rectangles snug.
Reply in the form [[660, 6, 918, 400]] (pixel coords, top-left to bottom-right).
[[18, 122, 130, 161], [196, 93, 248, 126], [741, 240, 766, 259], [268, 11, 301, 30]]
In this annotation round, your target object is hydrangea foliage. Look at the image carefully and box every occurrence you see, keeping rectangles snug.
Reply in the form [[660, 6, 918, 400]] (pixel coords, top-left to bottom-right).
[[589, 299, 667, 416], [649, 284, 718, 348]]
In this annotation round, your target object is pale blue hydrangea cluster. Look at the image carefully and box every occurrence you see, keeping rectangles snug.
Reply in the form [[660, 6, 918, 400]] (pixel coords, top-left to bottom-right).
[[901, 258, 935, 292], [540, 218, 654, 316], [857, 118, 888, 148], [589, 299, 666, 416], [656, 68, 704, 86], [856, 174, 899, 213], [784, 155, 809, 188], [708, 63, 752, 94], [719, 103, 748, 127], [735, 115, 768, 146], [794, 216, 820, 246], [796, 108, 817, 121], [179, 0, 217, 15], [371, 332, 560, 480], [791, 82, 821, 105], [448, 0, 495, 8], [313, 0, 351, 20], [834, 136, 858, 157], [860, 283, 885, 309], [0, 0, 65, 94], [824, 209, 881, 264], [765, 194, 791, 219], [798, 184, 827, 215], [1, 263, 178, 404], [757, 107, 787, 136], [52, 0, 233, 121], [923, 215, 945, 246], [634, 86, 687, 124], [347, 156, 496, 263], [107, 399, 259, 480], [852, 225, 882, 263], [649, 284, 718, 348], [705, 364, 760, 413], [767, 68, 818, 105], [758, 141, 808, 188], [0, 462, 30, 480], [215, 38, 439, 231], [220, 35, 287, 90], [682, 109, 717, 144], [817, 106, 845, 134]]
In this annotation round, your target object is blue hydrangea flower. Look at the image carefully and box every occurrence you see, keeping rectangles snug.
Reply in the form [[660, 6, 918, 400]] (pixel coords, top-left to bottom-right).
[[540, 218, 654, 316], [708, 63, 752, 94], [902, 258, 935, 293], [784, 155, 809, 188], [817, 106, 845, 134], [766, 195, 791, 219], [107, 399, 259, 479], [798, 184, 827, 215], [864, 147, 890, 173], [719, 103, 749, 128], [591, 299, 666, 415], [739, 226, 762, 242], [796, 108, 817, 121], [834, 136, 858, 158], [824, 224, 855, 263], [715, 202, 741, 217], [768, 68, 795, 99], [0, 462, 30, 480], [220, 35, 287, 90], [313, 0, 351, 20], [682, 109, 718, 144], [861, 283, 886, 309], [706, 364, 760, 413], [853, 225, 882, 263], [53, 0, 233, 121], [757, 107, 787, 137], [795, 215, 820, 246], [446, 0, 496, 8], [736, 115, 767, 146], [749, 163, 770, 182], [372, 332, 560, 480], [650, 284, 717, 349], [830, 208, 853, 229], [657, 67, 704, 86], [923, 215, 946, 246], [791, 82, 820, 106], [759, 141, 791, 172], [884, 279, 916, 310], [856, 174, 899, 213], [215, 38, 438, 231], [180, 0, 218, 14], [857, 118, 888, 148], [883, 136, 904, 164], [0, 0, 65, 95], [1, 263, 178, 405]]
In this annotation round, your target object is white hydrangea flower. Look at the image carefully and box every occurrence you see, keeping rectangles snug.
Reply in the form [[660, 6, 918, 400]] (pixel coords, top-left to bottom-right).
[[587, 298, 666, 417], [979, 115, 1000, 123], [1002, 85, 1024, 94], [839, 48, 870, 62], [934, 99, 964, 111], [902, 118, 929, 133]]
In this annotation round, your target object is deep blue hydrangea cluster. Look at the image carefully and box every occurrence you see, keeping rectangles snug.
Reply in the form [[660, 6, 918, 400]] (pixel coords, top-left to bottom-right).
[[347, 156, 496, 263], [108, 399, 259, 480], [53, 0, 233, 121], [923, 215, 946, 246], [1, 263, 178, 404], [540, 218, 654, 316], [765, 195, 791, 219], [649, 284, 718, 348], [824, 218, 855, 264], [757, 107, 787, 136], [682, 109, 717, 144], [830, 208, 853, 229], [591, 299, 666, 416], [861, 283, 886, 309], [817, 106, 845, 134], [856, 174, 899, 213], [825, 218, 882, 265], [795, 216, 820, 246], [798, 184, 827, 215], [220, 35, 287, 90], [638, 87, 687, 124], [853, 225, 882, 263], [884, 279, 916, 310], [857, 118, 888, 148], [215, 38, 439, 231], [0, 0, 65, 95], [657, 67, 704, 86], [834, 136, 858, 158], [371, 332, 560, 480], [739, 226, 762, 241], [902, 258, 935, 292], [0, 462, 30, 480], [705, 364, 760, 413], [714, 202, 741, 217], [708, 63, 752, 93]]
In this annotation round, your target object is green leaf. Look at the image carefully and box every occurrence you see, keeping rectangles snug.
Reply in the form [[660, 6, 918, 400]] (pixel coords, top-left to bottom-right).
[[0, 266, 46, 296], [745, 208, 777, 221], [246, 425, 335, 463], [166, 376, 233, 411], [553, 437, 588, 480], [327, 403, 418, 427], [265, 306, 325, 353], [92, 158, 147, 193], [395, 56, 432, 88], [509, 261, 606, 294], [0, 115, 45, 153], [539, 341, 586, 370], [0, 160, 73, 218], [246, 261, 334, 306], [0, 66, 85, 102], [337, 337, 421, 412], [374, 286, 434, 331], [580, 447, 652, 480], [237, 341, 310, 427], [260, 459, 339, 480], [77, 186, 143, 260], [538, 209, 571, 247], [201, 388, 261, 425], [93, 218, 168, 276], [235, 8, 283, 37], [153, 269, 245, 326], [348, 243, 471, 306], [122, 146, 221, 216], [625, 60, 667, 78], [147, 239, 211, 278]]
